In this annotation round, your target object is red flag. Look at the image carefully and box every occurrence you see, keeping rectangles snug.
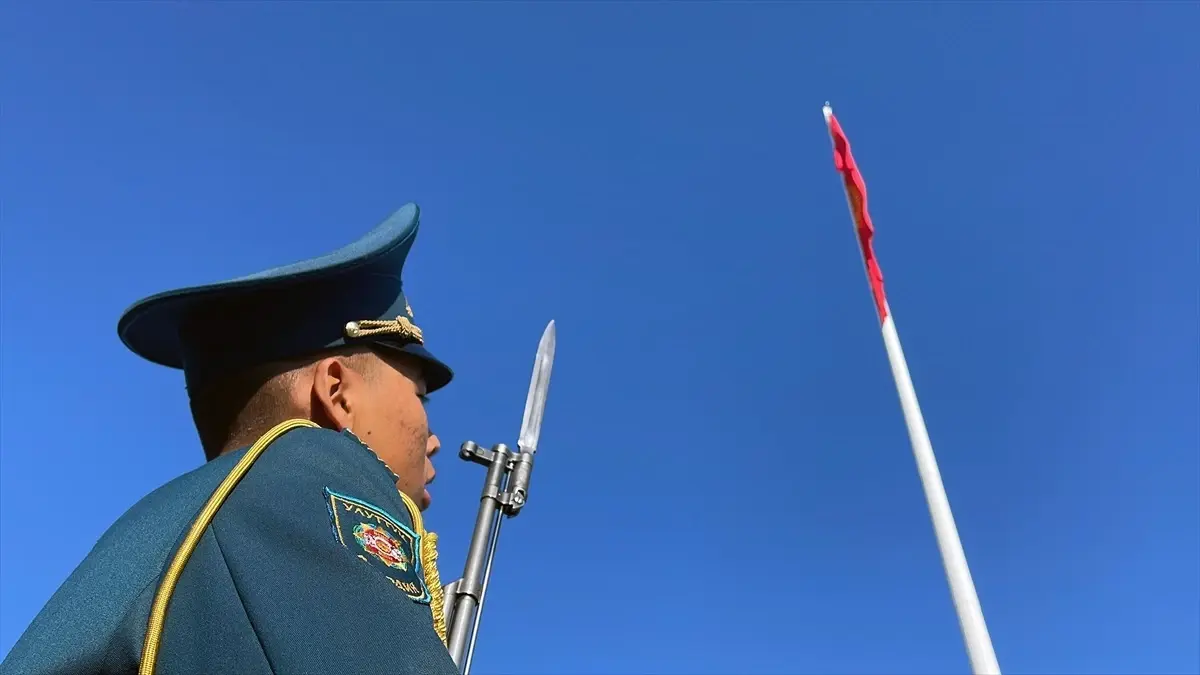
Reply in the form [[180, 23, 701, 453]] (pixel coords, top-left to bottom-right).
[[826, 110, 888, 322]]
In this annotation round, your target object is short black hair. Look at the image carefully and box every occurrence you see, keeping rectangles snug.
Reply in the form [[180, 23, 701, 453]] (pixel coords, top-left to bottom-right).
[[188, 347, 381, 460], [188, 361, 302, 461]]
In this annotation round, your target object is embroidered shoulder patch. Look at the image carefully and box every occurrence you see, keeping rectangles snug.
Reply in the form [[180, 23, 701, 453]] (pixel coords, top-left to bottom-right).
[[324, 489, 431, 604]]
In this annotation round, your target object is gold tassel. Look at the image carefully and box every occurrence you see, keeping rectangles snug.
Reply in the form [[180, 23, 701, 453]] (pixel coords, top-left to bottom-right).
[[397, 488, 448, 646], [422, 531, 448, 646]]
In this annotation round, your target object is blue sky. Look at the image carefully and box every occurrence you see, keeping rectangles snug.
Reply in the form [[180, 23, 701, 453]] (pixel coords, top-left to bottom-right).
[[2, 3, 1197, 674]]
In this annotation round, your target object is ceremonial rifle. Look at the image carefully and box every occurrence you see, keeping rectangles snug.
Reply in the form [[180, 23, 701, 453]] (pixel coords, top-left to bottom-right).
[[443, 320, 557, 674]]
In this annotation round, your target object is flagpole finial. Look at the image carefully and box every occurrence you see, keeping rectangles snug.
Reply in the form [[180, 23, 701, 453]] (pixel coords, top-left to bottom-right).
[[822, 102, 834, 122]]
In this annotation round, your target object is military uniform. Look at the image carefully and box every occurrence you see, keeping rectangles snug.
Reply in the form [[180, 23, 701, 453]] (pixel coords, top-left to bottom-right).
[[1, 204, 460, 675]]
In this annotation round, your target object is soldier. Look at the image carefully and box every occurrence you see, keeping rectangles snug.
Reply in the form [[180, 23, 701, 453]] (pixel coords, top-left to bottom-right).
[[1, 204, 461, 674]]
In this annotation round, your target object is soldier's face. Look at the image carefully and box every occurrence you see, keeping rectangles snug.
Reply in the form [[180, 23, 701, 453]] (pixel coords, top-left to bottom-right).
[[363, 352, 438, 511]]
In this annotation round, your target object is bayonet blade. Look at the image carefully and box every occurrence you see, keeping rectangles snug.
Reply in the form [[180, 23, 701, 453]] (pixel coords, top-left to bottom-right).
[[516, 320, 556, 454]]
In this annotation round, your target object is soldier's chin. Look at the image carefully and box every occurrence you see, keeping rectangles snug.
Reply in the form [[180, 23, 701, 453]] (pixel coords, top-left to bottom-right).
[[420, 488, 432, 510]]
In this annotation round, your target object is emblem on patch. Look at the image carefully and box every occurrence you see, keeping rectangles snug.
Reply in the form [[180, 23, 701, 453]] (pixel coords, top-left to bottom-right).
[[324, 489, 431, 604], [354, 523, 411, 571]]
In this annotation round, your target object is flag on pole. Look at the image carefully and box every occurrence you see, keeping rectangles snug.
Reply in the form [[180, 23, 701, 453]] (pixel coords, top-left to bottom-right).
[[821, 103, 1003, 675]]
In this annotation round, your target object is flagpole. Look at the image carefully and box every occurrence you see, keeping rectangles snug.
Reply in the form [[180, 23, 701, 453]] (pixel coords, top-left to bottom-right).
[[821, 103, 1001, 675]]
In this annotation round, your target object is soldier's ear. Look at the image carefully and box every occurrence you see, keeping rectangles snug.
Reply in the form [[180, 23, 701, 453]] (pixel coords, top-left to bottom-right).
[[310, 355, 360, 432]]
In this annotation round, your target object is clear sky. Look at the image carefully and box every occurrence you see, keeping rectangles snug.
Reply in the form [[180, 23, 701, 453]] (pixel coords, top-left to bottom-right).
[[2, 3, 1197, 674]]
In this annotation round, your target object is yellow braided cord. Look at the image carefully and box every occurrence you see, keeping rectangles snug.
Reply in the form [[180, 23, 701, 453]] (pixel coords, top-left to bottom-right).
[[422, 531, 449, 645], [343, 316, 424, 344], [397, 490, 448, 645], [138, 418, 319, 675]]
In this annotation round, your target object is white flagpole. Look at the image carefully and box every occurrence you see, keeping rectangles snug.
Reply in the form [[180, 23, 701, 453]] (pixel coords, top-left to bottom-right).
[[822, 103, 1001, 675]]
